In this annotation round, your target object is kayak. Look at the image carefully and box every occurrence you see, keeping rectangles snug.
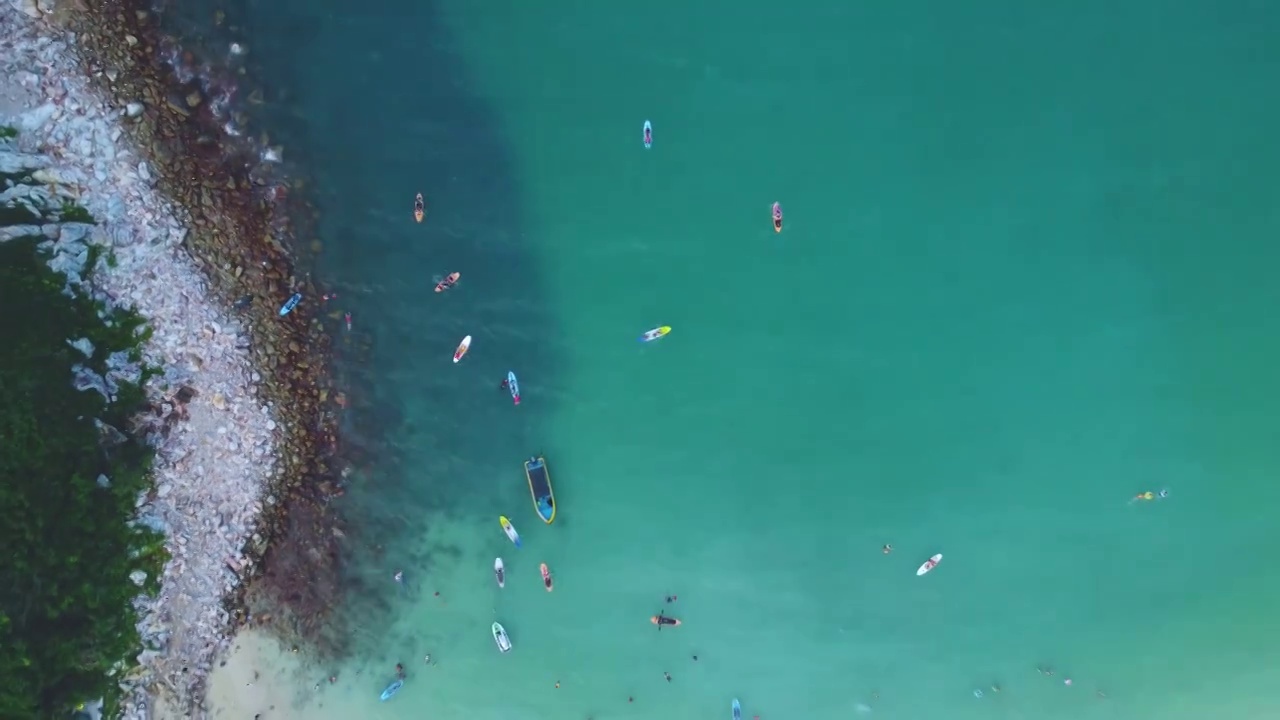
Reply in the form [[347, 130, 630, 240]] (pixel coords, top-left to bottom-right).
[[772, 202, 783, 233], [643, 120, 652, 149], [733, 699, 742, 720], [380, 678, 404, 702], [492, 621, 512, 653], [494, 557, 505, 588], [278, 292, 302, 316], [434, 272, 460, 293], [639, 326, 671, 343], [414, 193, 425, 223], [916, 553, 943, 576], [453, 335, 472, 363], [540, 562, 553, 592], [499, 515, 522, 548], [507, 371, 520, 405]]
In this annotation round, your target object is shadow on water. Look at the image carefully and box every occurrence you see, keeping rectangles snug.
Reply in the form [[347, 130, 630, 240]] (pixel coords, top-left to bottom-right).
[[149, 0, 556, 659]]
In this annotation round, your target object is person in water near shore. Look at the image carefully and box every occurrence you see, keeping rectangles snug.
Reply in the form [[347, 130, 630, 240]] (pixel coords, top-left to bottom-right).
[[882, 544, 892, 554], [663, 671, 671, 682], [395, 663, 405, 679], [665, 594, 678, 603]]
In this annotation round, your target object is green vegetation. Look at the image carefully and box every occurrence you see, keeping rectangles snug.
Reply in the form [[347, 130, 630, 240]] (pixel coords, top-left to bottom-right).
[[0, 125, 17, 139], [0, 236, 165, 719], [59, 201, 96, 225]]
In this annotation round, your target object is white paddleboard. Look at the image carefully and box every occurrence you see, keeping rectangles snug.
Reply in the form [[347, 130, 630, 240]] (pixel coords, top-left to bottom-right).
[[492, 621, 512, 653], [453, 335, 472, 363], [916, 553, 943, 576], [494, 557, 505, 588]]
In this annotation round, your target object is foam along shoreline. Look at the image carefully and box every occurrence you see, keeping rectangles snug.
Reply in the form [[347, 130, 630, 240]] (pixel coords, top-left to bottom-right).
[[1, 6, 278, 719]]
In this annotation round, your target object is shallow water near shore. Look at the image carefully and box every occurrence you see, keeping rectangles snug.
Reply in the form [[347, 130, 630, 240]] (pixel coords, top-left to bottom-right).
[[203, 1, 1280, 719]]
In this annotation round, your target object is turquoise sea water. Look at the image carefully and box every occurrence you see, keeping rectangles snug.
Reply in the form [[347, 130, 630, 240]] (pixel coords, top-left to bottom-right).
[[204, 1, 1280, 718]]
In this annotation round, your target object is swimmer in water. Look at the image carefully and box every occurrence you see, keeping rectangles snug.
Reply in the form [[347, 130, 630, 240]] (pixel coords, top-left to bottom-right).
[[882, 544, 892, 554], [665, 594, 678, 603], [394, 570, 403, 584], [395, 663, 405, 679]]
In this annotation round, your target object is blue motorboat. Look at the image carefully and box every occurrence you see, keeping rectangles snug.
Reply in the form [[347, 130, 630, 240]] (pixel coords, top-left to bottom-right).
[[524, 456, 556, 524]]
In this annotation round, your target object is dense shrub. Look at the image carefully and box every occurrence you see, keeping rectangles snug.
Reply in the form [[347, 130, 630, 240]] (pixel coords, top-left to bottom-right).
[[0, 236, 165, 719]]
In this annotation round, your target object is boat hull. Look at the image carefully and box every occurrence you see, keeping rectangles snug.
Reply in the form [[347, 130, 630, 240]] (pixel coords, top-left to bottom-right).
[[524, 456, 556, 524]]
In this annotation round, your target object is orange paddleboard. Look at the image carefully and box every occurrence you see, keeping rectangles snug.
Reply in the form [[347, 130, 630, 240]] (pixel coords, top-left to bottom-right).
[[414, 193, 425, 223], [434, 272, 460, 293]]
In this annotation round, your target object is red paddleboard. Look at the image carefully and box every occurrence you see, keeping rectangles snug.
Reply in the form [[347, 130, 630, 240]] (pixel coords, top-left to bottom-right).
[[434, 272, 460, 293], [540, 563, 553, 592]]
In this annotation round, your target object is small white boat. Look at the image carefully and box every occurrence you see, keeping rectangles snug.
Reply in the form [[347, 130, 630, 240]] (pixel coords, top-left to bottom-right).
[[492, 621, 512, 653], [494, 557, 505, 588]]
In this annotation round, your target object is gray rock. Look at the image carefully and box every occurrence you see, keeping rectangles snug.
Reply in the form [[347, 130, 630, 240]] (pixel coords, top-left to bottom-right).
[[125, 102, 144, 118], [67, 337, 95, 357], [129, 570, 147, 587], [14, 0, 41, 20], [94, 418, 128, 447], [18, 102, 58, 132], [72, 363, 114, 398], [0, 225, 44, 242], [96, 473, 111, 488]]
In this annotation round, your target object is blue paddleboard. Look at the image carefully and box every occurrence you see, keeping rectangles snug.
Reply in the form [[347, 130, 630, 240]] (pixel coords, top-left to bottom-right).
[[733, 698, 741, 720], [380, 678, 404, 702], [507, 371, 520, 405], [278, 292, 302, 316]]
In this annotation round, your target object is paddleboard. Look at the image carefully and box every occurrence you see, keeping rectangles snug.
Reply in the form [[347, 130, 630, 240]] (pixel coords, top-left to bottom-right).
[[494, 557, 505, 588], [278, 292, 302, 316], [380, 678, 404, 702], [733, 699, 742, 720], [643, 120, 652, 148], [651, 615, 681, 627], [453, 335, 471, 363], [540, 562, 553, 592], [772, 202, 783, 233], [916, 553, 943, 576], [434, 272, 460, 293], [639, 325, 671, 343], [414, 193, 425, 223], [507, 371, 520, 405], [492, 621, 512, 653], [500, 515, 522, 548]]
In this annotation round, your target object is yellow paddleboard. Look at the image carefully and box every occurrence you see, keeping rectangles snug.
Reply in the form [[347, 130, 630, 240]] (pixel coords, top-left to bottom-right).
[[639, 326, 671, 343], [499, 516, 522, 547]]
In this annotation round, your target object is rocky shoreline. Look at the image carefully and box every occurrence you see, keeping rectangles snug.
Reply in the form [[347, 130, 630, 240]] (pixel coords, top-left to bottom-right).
[[3, 2, 348, 718]]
